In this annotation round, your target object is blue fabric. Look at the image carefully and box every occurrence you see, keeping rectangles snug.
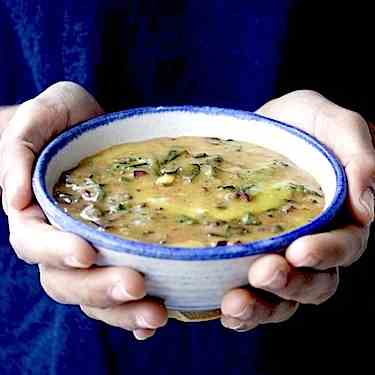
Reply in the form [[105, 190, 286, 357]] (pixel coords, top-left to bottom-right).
[[0, 1, 300, 374]]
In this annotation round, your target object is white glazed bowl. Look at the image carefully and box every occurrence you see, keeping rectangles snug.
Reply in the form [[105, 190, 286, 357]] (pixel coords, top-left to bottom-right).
[[32, 106, 347, 317]]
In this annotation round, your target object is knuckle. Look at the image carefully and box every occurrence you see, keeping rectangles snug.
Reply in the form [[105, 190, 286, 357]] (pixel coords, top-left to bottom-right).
[[305, 246, 326, 267], [50, 81, 85, 93], [310, 272, 339, 305], [8, 232, 34, 264], [341, 109, 366, 127], [120, 320, 137, 331], [80, 277, 111, 308], [32, 96, 64, 123], [313, 245, 342, 270], [291, 89, 321, 98], [271, 90, 322, 108], [81, 286, 102, 307], [48, 82, 92, 110], [39, 269, 69, 304]]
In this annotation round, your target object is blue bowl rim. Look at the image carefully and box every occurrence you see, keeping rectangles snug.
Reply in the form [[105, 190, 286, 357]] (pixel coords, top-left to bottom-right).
[[32, 105, 347, 261]]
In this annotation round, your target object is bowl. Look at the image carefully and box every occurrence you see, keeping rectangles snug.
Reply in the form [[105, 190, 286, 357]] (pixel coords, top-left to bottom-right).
[[32, 106, 347, 322]]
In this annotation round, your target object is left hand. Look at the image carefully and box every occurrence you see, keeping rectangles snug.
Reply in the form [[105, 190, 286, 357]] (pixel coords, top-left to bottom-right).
[[221, 90, 375, 331]]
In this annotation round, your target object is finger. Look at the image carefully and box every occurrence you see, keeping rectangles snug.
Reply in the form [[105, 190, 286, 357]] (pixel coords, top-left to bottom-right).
[[248, 254, 339, 305], [80, 298, 168, 331], [0, 141, 37, 213], [40, 264, 146, 308], [0, 81, 103, 211], [7, 204, 96, 268], [3, 81, 103, 151], [257, 90, 375, 225], [286, 225, 369, 270], [221, 288, 299, 331]]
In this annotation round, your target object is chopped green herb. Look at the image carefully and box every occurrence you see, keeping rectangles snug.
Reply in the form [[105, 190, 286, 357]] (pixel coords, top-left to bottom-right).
[[193, 152, 209, 158], [118, 156, 151, 168], [240, 184, 258, 195], [272, 224, 284, 233], [128, 160, 149, 168], [176, 215, 198, 225], [161, 149, 186, 165], [286, 183, 323, 197], [206, 155, 224, 164], [181, 163, 201, 182], [80, 178, 105, 202], [119, 176, 131, 183], [117, 203, 129, 211], [217, 185, 237, 191], [216, 202, 228, 209], [241, 212, 261, 225], [151, 158, 161, 176]]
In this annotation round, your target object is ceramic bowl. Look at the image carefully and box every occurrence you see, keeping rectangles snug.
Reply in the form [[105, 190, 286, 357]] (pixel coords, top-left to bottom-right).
[[32, 106, 347, 321]]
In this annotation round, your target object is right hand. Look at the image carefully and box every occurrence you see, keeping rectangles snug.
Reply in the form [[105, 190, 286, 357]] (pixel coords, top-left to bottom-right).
[[0, 82, 168, 340]]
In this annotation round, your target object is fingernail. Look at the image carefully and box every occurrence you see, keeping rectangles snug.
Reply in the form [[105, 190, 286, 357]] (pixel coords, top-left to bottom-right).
[[64, 255, 90, 268], [111, 283, 137, 302], [230, 303, 254, 319], [221, 316, 244, 330], [360, 188, 374, 223], [136, 315, 160, 329], [134, 330, 155, 341], [260, 270, 287, 289]]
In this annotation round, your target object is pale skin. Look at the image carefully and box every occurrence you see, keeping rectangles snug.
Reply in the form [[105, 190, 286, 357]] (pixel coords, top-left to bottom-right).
[[0, 82, 374, 340]]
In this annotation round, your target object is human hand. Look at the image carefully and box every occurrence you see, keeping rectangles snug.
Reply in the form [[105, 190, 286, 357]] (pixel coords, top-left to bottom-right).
[[221, 90, 374, 331], [0, 82, 168, 340]]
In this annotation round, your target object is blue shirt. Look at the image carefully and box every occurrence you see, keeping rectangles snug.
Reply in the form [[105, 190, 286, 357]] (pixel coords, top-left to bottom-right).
[[1, 1, 371, 374]]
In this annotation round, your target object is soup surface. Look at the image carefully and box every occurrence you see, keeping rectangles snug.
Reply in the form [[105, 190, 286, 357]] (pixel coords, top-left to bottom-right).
[[53, 137, 324, 247]]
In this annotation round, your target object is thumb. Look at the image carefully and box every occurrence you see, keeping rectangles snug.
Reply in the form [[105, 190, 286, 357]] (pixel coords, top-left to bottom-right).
[[0, 81, 103, 212], [256, 90, 375, 226]]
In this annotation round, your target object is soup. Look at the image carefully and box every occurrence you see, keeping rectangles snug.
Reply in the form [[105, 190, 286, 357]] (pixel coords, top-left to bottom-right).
[[53, 137, 324, 247]]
